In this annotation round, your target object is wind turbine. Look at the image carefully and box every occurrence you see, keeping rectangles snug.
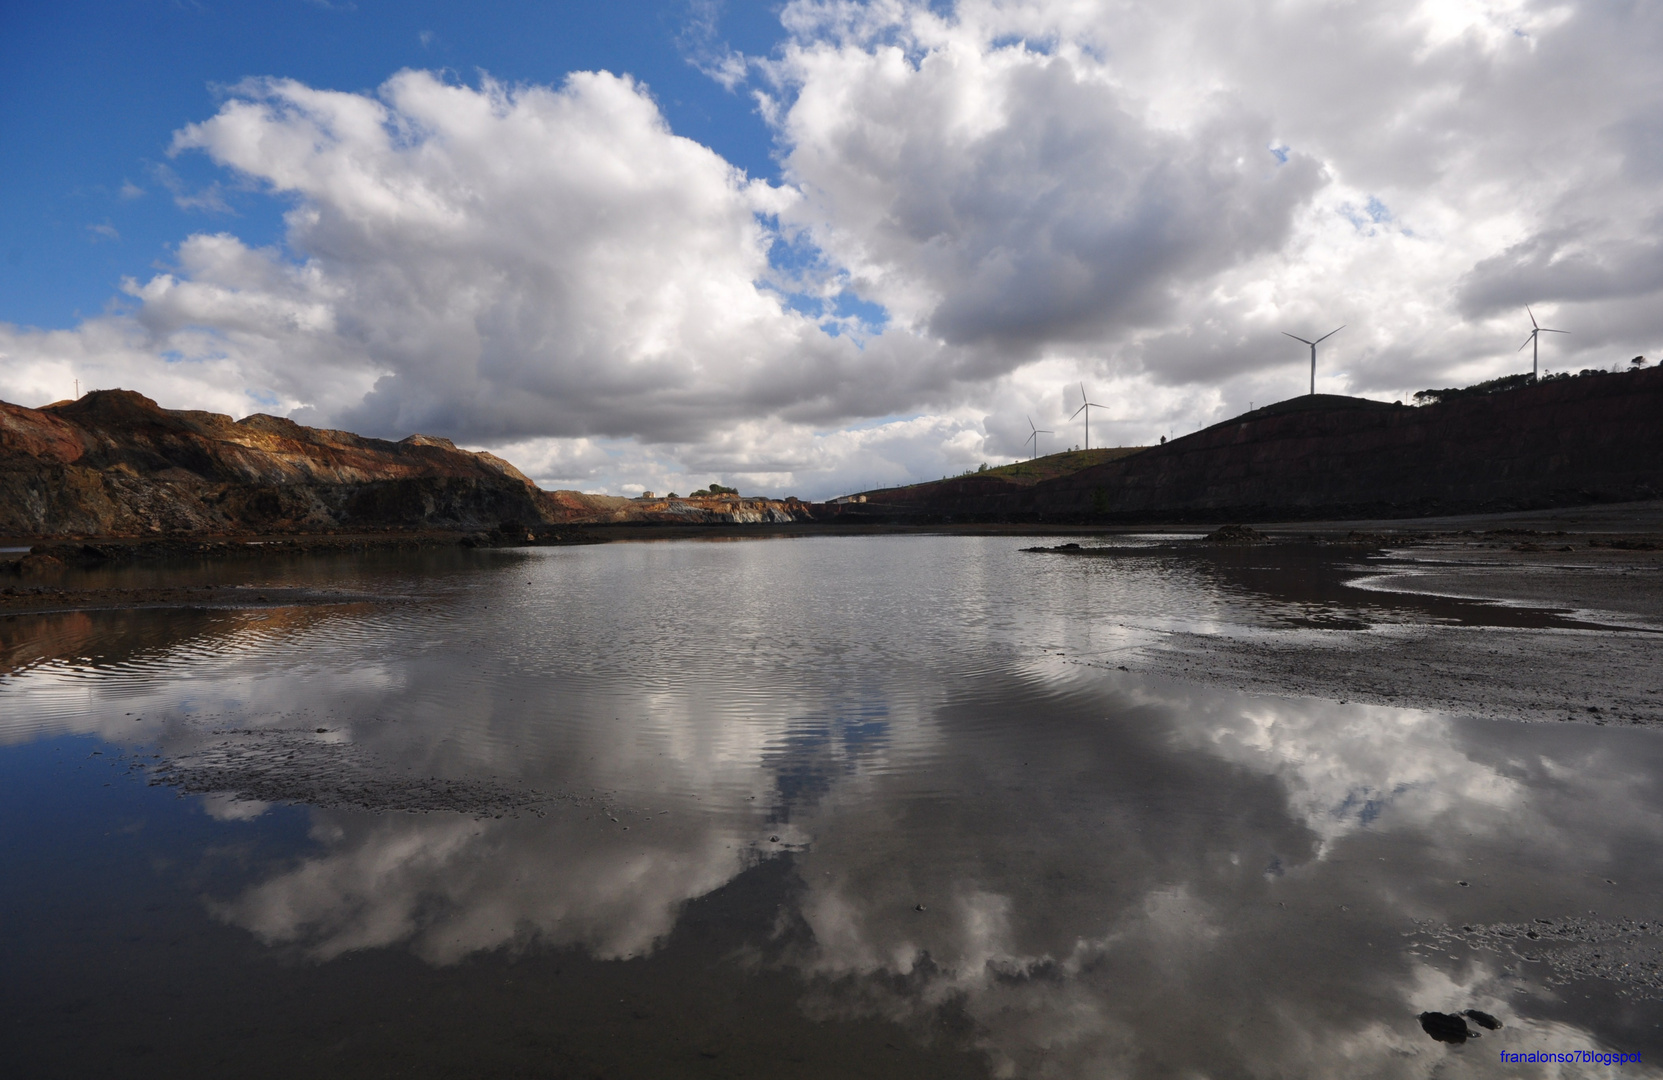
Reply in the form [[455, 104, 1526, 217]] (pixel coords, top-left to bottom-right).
[[1519, 307, 1567, 379], [1024, 415, 1054, 460], [1282, 326, 1344, 396], [1071, 383, 1107, 450]]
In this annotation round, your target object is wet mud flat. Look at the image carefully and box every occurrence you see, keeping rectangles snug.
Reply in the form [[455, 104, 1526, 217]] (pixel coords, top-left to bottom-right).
[[0, 523, 603, 572], [148, 727, 578, 817], [1413, 916, 1663, 1003], [0, 582, 382, 616], [1029, 517, 1663, 729]]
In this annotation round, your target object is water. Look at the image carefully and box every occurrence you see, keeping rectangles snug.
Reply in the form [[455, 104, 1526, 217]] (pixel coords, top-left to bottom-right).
[[2, 535, 1660, 1078]]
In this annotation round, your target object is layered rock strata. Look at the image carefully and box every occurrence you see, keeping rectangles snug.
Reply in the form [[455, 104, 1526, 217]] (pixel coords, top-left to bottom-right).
[[0, 390, 810, 538]]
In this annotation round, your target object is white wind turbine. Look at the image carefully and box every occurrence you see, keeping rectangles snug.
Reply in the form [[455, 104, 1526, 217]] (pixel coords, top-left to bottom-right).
[[1070, 383, 1107, 450], [1282, 325, 1344, 396], [1024, 415, 1054, 460], [1519, 307, 1567, 379]]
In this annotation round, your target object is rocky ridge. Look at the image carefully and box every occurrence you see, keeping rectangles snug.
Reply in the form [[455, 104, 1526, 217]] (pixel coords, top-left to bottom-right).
[[0, 390, 812, 539]]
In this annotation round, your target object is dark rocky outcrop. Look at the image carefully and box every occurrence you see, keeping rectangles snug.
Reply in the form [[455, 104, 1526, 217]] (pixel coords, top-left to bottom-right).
[[827, 367, 1663, 523]]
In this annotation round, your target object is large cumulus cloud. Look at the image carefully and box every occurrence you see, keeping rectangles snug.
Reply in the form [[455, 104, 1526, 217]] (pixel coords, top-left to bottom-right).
[[764, 0, 1663, 403], [766, 3, 1325, 354], [141, 69, 920, 444], [4, 0, 1663, 496]]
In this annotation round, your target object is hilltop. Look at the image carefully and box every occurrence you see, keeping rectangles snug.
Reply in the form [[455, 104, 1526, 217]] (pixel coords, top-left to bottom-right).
[[823, 367, 1663, 523], [955, 447, 1147, 486], [832, 446, 1147, 518]]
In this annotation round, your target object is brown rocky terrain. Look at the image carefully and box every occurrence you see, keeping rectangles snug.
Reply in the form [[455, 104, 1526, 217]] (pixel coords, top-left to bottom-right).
[[826, 365, 1663, 523], [0, 389, 812, 542]]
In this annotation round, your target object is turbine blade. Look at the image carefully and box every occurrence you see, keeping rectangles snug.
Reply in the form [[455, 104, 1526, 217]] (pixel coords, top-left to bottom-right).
[[1519, 335, 1534, 351], [1528, 306, 1539, 329], [1314, 325, 1345, 344], [1541, 328, 1569, 334], [1071, 404, 1087, 418], [1027, 414, 1036, 432], [1282, 332, 1314, 345]]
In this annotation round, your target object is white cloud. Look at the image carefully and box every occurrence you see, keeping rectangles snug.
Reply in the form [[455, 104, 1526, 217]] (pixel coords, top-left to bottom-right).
[[680, 0, 752, 90], [764, 0, 1663, 407], [766, 10, 1325, 352], [5, 1, 1663, 498]]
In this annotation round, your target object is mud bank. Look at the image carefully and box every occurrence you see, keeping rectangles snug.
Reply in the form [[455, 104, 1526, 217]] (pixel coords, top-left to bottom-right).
[[0, 583, 384, 616], [1039, 526, 1663, 728], [1413, 917, 1663, 1003], [146, 729, 579, 817]]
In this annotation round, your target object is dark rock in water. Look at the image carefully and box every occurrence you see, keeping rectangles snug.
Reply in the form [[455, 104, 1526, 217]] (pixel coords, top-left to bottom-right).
[[1205, 524, 1265, 543], [1462, 1009, 1502, 1030], [1419, 1011, 1475, 1043], [5, 553, 65, 577]]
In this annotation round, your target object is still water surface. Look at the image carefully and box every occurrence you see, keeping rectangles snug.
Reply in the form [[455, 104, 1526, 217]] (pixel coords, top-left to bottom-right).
[[2, 534, 1661, 1078]]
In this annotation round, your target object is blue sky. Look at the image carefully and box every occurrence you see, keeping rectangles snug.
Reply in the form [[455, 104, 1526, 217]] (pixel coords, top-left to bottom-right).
[[0, 0, 783, 328], [2, 0, 1658, 498]]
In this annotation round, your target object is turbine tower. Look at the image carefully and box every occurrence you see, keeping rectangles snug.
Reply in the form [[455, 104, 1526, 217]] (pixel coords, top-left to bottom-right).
[[1282, 326, 1344, 396], [1071, 384, 1106, 450], [1025, 415, 1054, 460], [1519, 307, 1567, 380]]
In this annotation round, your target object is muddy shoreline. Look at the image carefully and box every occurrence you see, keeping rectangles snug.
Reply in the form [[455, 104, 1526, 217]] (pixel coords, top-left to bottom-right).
[[6, 504, 1661, 742], [1030, 520, 1663, 730]]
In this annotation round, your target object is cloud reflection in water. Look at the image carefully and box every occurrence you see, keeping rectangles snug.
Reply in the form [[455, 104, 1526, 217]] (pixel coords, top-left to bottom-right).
[[4, 538, 1661, 1076], [205, 664, 1663, 1076]]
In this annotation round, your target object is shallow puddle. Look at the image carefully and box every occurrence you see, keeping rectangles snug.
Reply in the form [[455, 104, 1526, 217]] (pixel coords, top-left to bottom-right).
[[2, 535, 1660, 1077]]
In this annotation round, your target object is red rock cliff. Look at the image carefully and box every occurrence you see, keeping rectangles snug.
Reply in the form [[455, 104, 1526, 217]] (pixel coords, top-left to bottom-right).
[[0, 390, 631, 537]]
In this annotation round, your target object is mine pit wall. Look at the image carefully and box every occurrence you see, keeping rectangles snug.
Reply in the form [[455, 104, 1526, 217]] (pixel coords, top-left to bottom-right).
[[0, 390, 625, 538], [0, 470, 559, 538], [611, 497, 815, 525], [1030, 367, 1663, 522]]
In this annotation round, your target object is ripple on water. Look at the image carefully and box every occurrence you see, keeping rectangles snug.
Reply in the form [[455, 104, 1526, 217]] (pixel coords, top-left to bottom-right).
[[4, 536, 1663, 1076]]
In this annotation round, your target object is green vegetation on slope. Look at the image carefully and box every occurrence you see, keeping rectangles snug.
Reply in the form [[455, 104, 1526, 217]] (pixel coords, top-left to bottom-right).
[[858, 446, 1147, 501], [1414, 359, 1652, 406], [975, 446, 1147, 485]]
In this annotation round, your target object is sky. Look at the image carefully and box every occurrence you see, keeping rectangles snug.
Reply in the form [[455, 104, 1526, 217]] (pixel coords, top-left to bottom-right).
[[3, 0, 1662, 500]]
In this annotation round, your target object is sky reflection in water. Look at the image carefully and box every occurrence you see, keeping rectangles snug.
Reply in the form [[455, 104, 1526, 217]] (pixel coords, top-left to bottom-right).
[[2, 535, 1660, 1077]]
